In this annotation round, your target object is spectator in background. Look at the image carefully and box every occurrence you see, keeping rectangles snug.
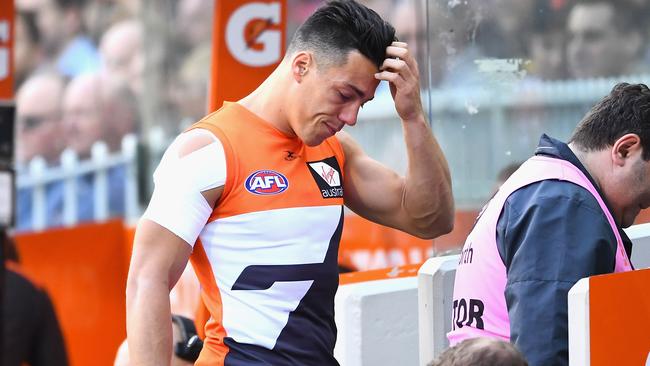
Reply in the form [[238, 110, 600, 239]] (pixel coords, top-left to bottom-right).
[[82, 0, 124, 45], [567, 0, 647, 79], [62, 73, 109, 160], [3, 231, 69, 366], [526, 0, 569, 81], [174, 0, 213, 55], [15, 72, 67, 231], [15, 72, 65, 166], [34, 0, 101, 78], [391, 0, 428, 82], [430, 0, 488, 88], [168, 43, 211, 132], [492, 161, 522, 194], [99, 19, 144, 97], [101, 81, 139, 152], [430, 338, 527, 366], [62, 72, 128, 220], [14, 10, 45, 89], [475, 0, 536, 59]]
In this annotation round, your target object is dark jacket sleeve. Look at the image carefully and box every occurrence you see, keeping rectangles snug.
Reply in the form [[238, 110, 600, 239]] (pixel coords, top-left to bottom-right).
[[496, 181, 616, 366], [29, 288, 69, 366]]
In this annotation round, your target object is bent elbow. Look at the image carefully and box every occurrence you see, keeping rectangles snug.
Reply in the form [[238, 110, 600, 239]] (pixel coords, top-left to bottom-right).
[[410, 212, 454, 239], [434, 213, 455, 237]]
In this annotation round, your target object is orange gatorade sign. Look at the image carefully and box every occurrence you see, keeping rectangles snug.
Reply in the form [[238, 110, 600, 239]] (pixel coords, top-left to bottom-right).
[[0, 0, 13, 100], [590, 268, 650, 366], [209, 0, 286, 111]]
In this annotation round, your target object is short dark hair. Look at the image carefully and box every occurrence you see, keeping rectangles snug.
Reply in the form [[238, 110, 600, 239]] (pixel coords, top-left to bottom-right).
[[430, 338, 528, 366], [569, 83, 650, 160], [286, 0, 395, 69]]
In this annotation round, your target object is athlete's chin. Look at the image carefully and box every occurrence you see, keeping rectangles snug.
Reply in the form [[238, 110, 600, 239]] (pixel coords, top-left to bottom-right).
[[303, 135, 326, 147]]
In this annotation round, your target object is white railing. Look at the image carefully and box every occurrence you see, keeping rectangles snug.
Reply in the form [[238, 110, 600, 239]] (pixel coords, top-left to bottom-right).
[[16, 134, 139, 231]]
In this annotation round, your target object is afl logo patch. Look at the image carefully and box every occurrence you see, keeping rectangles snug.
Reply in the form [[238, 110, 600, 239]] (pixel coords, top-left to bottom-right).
[[245, 170, 289, 195]]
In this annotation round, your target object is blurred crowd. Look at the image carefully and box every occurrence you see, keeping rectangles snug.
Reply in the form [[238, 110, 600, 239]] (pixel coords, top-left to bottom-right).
[[386, 0, 650, 87], [12, 0, 650, 230], [13, 0, 215, 230], [14, 0, 650, 163], [14, 0, 215, 167]]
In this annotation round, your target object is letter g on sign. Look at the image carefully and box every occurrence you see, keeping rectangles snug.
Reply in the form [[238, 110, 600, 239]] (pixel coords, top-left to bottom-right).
[[226, 2, 281, 67]]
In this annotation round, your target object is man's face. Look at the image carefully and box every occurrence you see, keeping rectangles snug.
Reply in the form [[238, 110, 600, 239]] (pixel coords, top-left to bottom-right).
[[567, 3, 634, 79], [291, 51, 379, 146], [36, 0, 64, 53], [63, 78, 104, 158], [16, 77, 63, 164], [100, 22, 144, 95], [610, 151, 650, 228]]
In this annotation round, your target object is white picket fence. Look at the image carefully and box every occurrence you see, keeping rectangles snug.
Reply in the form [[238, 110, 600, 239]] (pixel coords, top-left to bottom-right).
[[16, 134, 140, 230]]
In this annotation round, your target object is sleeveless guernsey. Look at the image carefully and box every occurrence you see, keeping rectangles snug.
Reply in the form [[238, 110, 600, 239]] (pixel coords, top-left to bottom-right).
[[189, 102, 346, 365]]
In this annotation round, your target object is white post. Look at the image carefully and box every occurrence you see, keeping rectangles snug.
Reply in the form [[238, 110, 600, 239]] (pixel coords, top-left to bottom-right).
[[29, 157, 47, 230], [122, 134, 139, 224], [61, 148, 78, 226], [417, 255, 460, 365], [568, 278, 590, 366], [91, 141, 109, 221]]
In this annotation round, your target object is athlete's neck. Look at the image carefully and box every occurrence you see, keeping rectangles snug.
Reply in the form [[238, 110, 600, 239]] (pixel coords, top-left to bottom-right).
[[238, 63, 295, 138]]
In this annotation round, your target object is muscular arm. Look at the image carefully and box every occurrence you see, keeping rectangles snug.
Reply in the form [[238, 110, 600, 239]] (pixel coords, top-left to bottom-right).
[[342, 42, 453, 238], [126, 221, 193, 365], [497, 182, 616, 366], [126, 130, 223, 365]]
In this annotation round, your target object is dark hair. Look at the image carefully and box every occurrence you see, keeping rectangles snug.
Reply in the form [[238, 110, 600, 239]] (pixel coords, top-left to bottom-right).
[[17, 10, 41, 45], [430, 338, 528, 366], [569, 83, 650, 160], [286, 0, 395, 69]]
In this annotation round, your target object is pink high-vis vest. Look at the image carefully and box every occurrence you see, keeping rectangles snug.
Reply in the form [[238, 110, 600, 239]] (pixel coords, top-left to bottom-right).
[[447, 155, 633, 345]]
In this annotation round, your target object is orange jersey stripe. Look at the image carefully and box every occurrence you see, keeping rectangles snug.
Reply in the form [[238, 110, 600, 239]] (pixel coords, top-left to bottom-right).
[[191, 239, 229, 365], [191, 102, 345, 222]]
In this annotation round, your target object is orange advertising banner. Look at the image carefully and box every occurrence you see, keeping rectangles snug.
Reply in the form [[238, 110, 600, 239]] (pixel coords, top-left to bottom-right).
[[209, 0, 286, 112], [590, 268, 650, 366], [0, 0, 14, 100]]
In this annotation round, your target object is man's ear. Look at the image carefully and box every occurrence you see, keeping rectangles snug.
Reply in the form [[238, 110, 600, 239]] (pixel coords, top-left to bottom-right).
[[612, 133, 642, 166], [291, 51, 312, 82]]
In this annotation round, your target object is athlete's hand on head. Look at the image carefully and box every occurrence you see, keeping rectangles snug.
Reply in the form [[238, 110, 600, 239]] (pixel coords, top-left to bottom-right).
[[375, 41, 424, 122]]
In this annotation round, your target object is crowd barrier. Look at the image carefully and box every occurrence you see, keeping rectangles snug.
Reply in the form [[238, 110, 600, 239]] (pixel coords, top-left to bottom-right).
[[14, 219, 650, 366], [417, 255, 459, 365], [14, 220, 131, 366], [16, 135, 139, 230], [417, 223, 650, 365], [568, 269, 650, 366], [334, 265, 421, 366]]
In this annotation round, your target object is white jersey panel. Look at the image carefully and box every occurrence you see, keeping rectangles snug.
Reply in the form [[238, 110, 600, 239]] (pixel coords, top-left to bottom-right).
[[142, 129, 227, 246], [199, 204, 341, 349]]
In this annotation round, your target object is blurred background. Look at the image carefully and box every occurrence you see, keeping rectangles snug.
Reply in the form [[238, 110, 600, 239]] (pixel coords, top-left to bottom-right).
[[5, 0, 650, 364]]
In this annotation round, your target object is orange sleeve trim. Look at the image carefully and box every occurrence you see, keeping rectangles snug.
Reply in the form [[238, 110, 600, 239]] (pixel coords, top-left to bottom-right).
[[190, 239, 230, 364]]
